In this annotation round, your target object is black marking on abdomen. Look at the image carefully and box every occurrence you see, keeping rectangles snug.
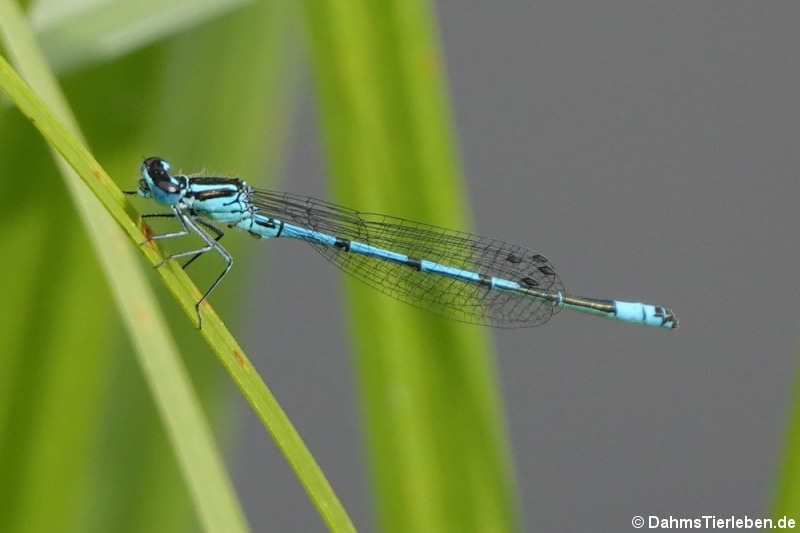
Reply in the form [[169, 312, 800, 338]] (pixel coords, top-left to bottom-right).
[[253, 217, 285, 238], [479, 274, 492, 287], [255, 218, 277, 229], [334, 238, 351, 251], [406, 257, 422, 271]]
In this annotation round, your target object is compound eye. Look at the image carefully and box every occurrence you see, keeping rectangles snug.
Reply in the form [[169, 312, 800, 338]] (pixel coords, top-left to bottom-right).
[[143, 156, 166, 175], [143, 157, 179, 194]]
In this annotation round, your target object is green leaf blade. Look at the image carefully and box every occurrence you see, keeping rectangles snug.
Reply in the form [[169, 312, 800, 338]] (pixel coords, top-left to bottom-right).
[[0, 1, 250, 531], [303, 1, 518, 531]]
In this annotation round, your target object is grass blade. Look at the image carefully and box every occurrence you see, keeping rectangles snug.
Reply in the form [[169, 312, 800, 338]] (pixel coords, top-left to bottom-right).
[[0, 9, 356, 533], [0, 2, 248, 531]]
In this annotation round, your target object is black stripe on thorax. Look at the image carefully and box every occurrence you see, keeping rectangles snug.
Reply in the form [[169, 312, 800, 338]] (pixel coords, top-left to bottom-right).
[[186, 189, 238, 201], [188, 177, 244, 187]]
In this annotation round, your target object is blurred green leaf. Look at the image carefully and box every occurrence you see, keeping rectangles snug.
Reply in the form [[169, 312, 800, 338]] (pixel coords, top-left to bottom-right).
[[31, 0, 253, 72], [773, 356, 800, 519], [0, 1, 248, 532], [302, 1, 518, 532]]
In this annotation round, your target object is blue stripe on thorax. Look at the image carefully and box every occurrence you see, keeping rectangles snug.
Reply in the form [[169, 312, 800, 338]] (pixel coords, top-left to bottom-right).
[[182, 178, 251, 224]]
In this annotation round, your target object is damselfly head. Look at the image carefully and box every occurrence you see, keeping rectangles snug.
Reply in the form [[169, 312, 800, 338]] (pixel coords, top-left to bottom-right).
[[140, 157, 182, 201], [141, 157, 170, 181]]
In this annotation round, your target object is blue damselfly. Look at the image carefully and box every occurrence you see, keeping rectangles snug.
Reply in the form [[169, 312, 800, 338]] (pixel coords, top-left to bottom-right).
[[126, 157, 678, 330]]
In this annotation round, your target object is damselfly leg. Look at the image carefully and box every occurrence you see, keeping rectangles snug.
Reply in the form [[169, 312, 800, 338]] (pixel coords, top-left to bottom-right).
[[140, 208, 233, 327], [140, 213, 225, 268]]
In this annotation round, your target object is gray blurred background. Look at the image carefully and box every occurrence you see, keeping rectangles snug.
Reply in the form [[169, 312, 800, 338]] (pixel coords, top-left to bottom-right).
[[231, 3, 800, 531]]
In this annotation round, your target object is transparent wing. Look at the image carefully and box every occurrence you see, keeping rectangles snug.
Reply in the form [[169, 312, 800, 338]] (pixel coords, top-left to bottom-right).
[[251, 189, 565, 327]]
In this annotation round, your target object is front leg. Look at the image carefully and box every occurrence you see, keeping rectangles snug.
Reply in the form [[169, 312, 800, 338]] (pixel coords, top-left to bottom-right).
[[148, 212, 233, 328], [140, 207, 190, 245], [139, 213, 224, 271]]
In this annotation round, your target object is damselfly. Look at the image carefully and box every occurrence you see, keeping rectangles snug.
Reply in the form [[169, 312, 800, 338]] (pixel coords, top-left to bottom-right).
[[126, 157, 678, 330]]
